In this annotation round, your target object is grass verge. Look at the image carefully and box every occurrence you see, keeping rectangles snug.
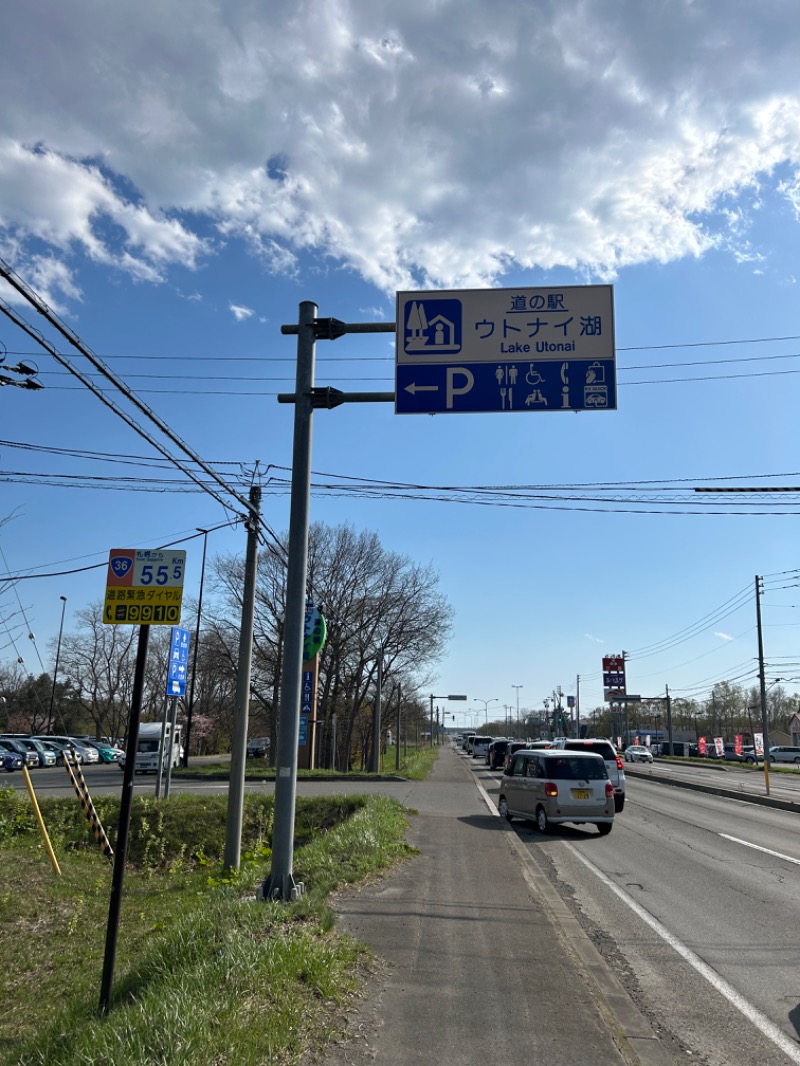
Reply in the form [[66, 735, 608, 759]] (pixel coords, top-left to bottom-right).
[[184, 742, 440, 782], [0, 785, 418, 1066]]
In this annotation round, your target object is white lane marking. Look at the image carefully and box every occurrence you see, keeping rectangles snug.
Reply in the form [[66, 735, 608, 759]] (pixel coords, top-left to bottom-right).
[[719, 833, 800, 865], [475, 776, 501, 816], [568, 845, 800, 1063]]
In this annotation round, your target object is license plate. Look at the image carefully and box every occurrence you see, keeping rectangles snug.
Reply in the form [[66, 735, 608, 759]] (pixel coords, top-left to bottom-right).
[[571, 789, 590, 799]]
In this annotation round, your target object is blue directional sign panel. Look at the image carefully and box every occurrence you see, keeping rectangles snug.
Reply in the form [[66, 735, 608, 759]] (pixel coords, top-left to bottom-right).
[[396, 285, 615, 415], [167, 626, 191, 697]]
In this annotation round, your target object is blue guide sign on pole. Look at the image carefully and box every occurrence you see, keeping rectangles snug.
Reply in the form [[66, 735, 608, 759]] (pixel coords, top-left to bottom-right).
[[167, 626, 191, 697], [395, 284, 616, 415]]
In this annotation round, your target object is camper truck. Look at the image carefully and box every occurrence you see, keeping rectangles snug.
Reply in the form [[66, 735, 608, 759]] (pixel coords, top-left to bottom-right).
[[118, 722, 183, 774]]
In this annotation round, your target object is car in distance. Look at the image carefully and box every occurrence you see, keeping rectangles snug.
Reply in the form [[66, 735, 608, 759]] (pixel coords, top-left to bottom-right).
[[74, 737, 123, 763], [470, 735, 494, 760], [0, 736, 40, 768], [550, 737, 626, 812], [30, 736, 96, 765], [32, 736, 101, 764], [11, 737, 58, 768], [503, 740, 529, 770], [624, 744, 653, 764], [0, 744, 24, 772], [486, 739, 510, 770], [498, 749, 614, 834], [769, 746, 800, 765], [246, 737, 270, 758]]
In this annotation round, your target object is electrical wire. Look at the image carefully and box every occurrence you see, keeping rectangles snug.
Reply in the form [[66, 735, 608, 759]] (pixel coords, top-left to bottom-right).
[[0, 263, 291, 567]]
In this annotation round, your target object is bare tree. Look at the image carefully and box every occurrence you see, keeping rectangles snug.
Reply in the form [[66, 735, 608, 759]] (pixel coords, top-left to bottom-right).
[[208, 521, 453, 768], [57, 603, 140, 741]]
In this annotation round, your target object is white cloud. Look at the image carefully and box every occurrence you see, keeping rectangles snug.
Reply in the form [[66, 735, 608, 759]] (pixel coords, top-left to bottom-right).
[[3, 1, 800, 302], [714, 631, 735, 641], [585, 633, 605, 644], [229, 302, 255, 322]]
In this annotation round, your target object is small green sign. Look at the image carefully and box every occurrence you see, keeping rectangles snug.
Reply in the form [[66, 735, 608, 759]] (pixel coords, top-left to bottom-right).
[[303, 604, 327, 662]]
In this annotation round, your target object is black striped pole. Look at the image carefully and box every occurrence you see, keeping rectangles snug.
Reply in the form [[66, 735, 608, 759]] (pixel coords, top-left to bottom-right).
[[63, 751, 114, 863]]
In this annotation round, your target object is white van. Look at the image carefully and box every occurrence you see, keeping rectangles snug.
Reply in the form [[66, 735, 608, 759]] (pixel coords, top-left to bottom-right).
[[470, 736, 494, 760]]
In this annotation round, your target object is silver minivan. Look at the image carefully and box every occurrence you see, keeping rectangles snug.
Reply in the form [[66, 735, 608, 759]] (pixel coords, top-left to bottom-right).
[[498, 749, 614, 835], [769, 745, 800, 765]]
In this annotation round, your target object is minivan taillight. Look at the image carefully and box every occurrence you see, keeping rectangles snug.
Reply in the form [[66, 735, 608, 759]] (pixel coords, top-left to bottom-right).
[[615, 754, 624, 769], [545, 782, 558, 797], [605, 781, 614, 797]]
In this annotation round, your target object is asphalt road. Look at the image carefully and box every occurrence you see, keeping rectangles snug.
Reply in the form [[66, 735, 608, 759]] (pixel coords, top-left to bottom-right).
[[473, 754, 800, 1065]]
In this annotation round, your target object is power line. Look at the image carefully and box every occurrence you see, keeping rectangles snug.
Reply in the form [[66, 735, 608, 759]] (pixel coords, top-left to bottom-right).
[[0, 259, 290, 566]]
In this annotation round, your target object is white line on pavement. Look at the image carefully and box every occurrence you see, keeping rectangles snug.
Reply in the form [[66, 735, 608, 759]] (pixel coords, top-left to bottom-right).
[[719, 833, 800, 865], [568, 845, 800, 1063]]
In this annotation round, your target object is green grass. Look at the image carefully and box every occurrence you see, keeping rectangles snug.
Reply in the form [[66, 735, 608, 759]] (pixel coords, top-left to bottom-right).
[[0, 783, 419, 1066], [182, 741, 441, 781]]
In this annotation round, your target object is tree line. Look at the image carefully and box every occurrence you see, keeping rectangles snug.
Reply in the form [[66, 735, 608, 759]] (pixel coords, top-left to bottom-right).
[[0, 523, 454, 766]]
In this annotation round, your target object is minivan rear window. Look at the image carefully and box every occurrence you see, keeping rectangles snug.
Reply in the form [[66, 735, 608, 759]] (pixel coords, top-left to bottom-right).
[[545, 756, 607, 780], [563, 741, 615, 759]]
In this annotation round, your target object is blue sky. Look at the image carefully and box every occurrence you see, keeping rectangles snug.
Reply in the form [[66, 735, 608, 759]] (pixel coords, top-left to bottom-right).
[[2, 0, 800, 730]]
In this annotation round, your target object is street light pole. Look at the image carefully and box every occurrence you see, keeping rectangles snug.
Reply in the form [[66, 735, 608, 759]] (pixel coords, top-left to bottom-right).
[[47, 596, 67, 733], [184, 528, 208, 767], [474, 697, 499, 729], [512, 685, 523, 735]]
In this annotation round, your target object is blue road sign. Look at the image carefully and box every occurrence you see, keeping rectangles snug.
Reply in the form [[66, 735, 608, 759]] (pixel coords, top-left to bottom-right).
[[396, 285, 615, 415], [396, 358, 616, 414], [167, 626, 191, 698]]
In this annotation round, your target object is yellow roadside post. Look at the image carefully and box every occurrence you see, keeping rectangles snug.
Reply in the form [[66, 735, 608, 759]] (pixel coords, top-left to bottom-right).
[[21, 765, 61, 876]]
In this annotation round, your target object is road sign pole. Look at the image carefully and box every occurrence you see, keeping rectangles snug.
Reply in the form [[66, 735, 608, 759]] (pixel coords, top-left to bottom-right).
[[164, 697, 179, 800], [261, 302, 317, 902], [100, 623, 150, 1013]]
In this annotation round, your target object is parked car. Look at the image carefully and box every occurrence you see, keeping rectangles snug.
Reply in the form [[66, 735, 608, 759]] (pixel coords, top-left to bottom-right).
[[470, 735, 494, 760], [551, 737, 626, 812], [247, 737, 270, 758], [0, 736, 39, 768], [0, 745, 23, 772], [769, 745, 800, 765], [719, 744, 746, 763], [75, 738, 123, 763], [30, 736, 96, 765], [624, 744, 653, 764], [50, 736, 100, 763], [7, 736, 58, 768], [498, 749, 614, 834]]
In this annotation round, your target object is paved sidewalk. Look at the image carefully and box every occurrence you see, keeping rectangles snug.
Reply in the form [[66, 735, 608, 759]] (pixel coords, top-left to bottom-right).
[[319, 747, 671, 1066]]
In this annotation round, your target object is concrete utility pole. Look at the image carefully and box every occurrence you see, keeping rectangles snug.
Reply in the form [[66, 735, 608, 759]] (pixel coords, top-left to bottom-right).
[[371, 655, 382, 773], [755, 574, 771, 795], [260, 302, 318, 901], [224, 485, 262, 871]]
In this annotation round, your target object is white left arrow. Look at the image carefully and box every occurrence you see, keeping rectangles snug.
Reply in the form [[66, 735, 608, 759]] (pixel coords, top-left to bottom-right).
[[404, 382, 439, 394]]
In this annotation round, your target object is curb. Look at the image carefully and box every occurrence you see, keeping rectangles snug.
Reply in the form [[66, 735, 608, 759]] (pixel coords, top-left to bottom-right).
[[624, 764, 800, 814]]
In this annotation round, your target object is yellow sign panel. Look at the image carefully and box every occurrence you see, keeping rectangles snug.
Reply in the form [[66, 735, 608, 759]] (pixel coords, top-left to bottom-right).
[[103, 588, 184, 626], [103, 548, 186, 626]]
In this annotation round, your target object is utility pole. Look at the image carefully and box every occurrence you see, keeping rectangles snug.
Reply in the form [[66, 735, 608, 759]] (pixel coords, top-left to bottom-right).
[[665, 684, 673, 755], [223, 485, 261, 871], [395, 681, 402, 772], [371, 654, 382, 773], [755, 574, 771, 795], [261, 302, 318, 902]]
